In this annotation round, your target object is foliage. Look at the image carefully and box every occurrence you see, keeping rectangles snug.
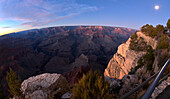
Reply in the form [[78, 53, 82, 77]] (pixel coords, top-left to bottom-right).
[[129, 33, 150, 51], [141, 24, 157, 37], [131, 47, 155, 72], [6, 67, 21, 97], [157, 34, 169, 49], [167, 19, 170, 29], [141, 24, 165, 37], [72, 70, 112, 99], [129, 57, 144, 74], [130, 32, 138, 40], [156, 24, 165, 33], [143, 47, 155, 70], [136, 57, 143, 69]]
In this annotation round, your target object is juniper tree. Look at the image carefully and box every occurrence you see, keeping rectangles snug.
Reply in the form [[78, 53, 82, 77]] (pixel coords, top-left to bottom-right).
[[6, 67, 21, 97], [72, 70, 112, 99], [167, 19, 170, 29]]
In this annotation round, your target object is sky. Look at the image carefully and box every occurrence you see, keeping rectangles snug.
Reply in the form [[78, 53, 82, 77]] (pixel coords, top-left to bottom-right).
[[0, 0, 170, 35]]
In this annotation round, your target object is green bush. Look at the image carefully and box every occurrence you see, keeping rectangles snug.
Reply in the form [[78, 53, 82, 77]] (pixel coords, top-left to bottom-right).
[[72, 70, 112, 99], [167, 19, 170, 29], [130, 33, 138, 40], [129, 33, 150, 51], [156, 24, 165, 34], [157, 34, 169, 49], [143, 47, 155, 70], [6, 68, 21, 97], [129, 57, 144, 74], [133, 47, 155, 71], [141, 24, 165, 38]]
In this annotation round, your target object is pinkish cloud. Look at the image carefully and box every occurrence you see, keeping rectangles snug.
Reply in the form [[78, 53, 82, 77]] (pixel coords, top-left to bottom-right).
[[0, 0, 98, 28]]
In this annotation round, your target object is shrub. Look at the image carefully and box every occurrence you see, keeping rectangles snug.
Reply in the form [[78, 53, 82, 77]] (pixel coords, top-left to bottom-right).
[[137, 57, 143, 68], [141, 24, 165, 38], [6, 68, 21, 97], [130, 33, 138, 40], [72, 70, 112, 99], [133, 47, 155, 71], [141, 24, 150, 33], [156, 24, 165, 33], [167, 19, 170, 29], [157, 34, 169, 49], [129, 33, 150, 51], [143, 47, 155, 70]]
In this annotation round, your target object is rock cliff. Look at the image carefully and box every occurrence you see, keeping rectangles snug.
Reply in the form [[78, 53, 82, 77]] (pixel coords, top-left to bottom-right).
[[104, 32, 158, 79]]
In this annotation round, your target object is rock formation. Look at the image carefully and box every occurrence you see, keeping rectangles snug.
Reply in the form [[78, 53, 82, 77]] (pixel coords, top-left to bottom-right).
[[21, 73, 70, 99], [151, 77, 170, 99], [104, 31, 159, 79]]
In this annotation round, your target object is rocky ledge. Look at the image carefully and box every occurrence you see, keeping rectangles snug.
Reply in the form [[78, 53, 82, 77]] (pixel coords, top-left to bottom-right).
[[21, 73, 70, 99]]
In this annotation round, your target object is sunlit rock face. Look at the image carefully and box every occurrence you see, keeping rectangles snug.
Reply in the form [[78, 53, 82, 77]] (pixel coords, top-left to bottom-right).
[[104, 32, 149, 79], [21, 73, 69, 99]]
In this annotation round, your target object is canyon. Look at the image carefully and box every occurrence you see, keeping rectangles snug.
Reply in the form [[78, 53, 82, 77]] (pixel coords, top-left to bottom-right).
[[0, 26, 136, 96]]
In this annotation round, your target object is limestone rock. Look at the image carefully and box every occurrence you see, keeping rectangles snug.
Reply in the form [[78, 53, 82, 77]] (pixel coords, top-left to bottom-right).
[[21, 73, 70, 99], [61, 92, 72, 99], [104, 35, 146, 79], [151, 77, 170, 99]]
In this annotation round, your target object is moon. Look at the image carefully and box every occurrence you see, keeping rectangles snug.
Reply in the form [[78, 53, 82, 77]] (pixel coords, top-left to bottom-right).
[[155, 5, 159, 10]]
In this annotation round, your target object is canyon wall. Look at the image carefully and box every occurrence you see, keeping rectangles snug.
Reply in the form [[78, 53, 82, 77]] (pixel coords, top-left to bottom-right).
[[104, 32, 158, 79]]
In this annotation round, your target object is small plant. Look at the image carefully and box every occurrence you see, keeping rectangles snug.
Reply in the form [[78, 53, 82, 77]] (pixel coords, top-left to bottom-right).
[[6, 67, 21, 97], [72, 70, 112, 99]]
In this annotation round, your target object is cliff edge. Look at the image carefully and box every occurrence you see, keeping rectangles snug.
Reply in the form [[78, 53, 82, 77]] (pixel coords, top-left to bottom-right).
[[104, 31, 158, 79]]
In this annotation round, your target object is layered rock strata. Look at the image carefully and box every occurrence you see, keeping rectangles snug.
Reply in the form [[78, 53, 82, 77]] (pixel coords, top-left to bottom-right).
[[104, 32, 157, 79]]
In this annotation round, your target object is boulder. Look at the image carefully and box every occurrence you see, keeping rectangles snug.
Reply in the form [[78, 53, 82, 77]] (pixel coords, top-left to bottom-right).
[[21, 73, 70, 99]]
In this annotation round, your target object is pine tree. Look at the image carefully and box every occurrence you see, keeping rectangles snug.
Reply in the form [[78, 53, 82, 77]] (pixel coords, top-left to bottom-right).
[[6, 67, 21, 97], [72, 70, 113, 99], [167, 19, 170, 29]]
